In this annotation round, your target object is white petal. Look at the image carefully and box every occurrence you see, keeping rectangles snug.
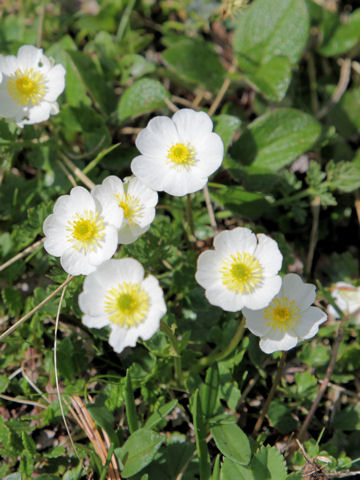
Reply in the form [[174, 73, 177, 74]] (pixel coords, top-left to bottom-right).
[[87, 226, 118, 267], [108, 325, 140, 353], [195, 250, 223, 289], [243, 276, 282, 310], [84, 259, 124, 291], [17, 45, 43, 69], [259, 330, 298, 354], [0, 55, 17, 75], [135, 116, 179, 156], [43, 214, 68, 256], [109, 257, 145, 283], [281, 274, 316, 311], [55, 186, 95, 218], [21, 102, 52, 126], [60, 248, 97, 275], [0, 81, 23, 118], [172, 109, 213, 146], [142, 275, 167, 318], [43, 64, 66, 101], [294, 306, 327, 340], [192, 133, 223, 177], [96, 199, 123, 229], [243, 307, 272, 337], [82, 314, 109, 329], [131, 154, 178, 193], [118, 223, 149, 244], [205, 285, 245, 312], [79, 288, 106, 317], [127, 177, 158, 207], [213, 228, 257, 257], [254, 234, 282, 277]]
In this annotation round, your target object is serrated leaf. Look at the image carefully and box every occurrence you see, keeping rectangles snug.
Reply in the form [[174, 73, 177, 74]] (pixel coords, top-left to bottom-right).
[[162, 38, 226, 93], [115, 429, 164, 477], [118, 78, 170, 122], [230, 108, 321, 171], [326, 160, 360, 193], [211, 423, 251, 465], [2, 287, 23, 316], [251, 446, 287, 480], [234, 0, 309, 69], [318, 9, 360, 57]]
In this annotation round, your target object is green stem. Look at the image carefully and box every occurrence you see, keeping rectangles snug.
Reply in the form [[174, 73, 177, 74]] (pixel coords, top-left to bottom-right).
[[186, 193, 195, 240], [160, 320, 183, 386], [272, 189, 310, 208], [196, 318, 246, 371], [252, 350, 287, 437]]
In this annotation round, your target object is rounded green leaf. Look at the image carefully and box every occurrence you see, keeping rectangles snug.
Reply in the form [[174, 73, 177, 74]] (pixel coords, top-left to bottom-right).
[[118, 78, 170, 122], [234, 0, 309, 70], [211, 423, 251, 466], [221, 458, 254, 480], [318, 10, 360, 57], [230, 108, 321, 171]]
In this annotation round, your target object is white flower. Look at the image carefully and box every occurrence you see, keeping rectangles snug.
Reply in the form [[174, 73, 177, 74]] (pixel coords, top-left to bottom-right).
[[0, 45, 65, 127], [131, 108, 224, 196], [78, 258, 166, 353], [195, 227, 283, 312], [243, 274, 327, 354], [43, 186, 123, 275], [92, 175, 158, 244], [328, 282, 360, 324]]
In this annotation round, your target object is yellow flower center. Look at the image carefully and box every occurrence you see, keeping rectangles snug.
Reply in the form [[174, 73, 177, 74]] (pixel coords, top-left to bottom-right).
[[220, 252, 263, 294], [264, 297, 301, 332], [167, 142, 196, 169], [104, 282, 150, 327], [66, 210, 105, 253], [7, 68, 47, 106], [114, 192, 143, 226]]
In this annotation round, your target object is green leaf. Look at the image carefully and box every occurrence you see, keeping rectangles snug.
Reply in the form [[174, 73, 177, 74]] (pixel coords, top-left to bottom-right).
[[87, 395, 118, 446], [115, 429, 164, 477], [333, 404, 360, 431], [211, 186, 269, 220], [221, 458, 254, 480], [251, 446, 287, 480], [67, 50, 116, 115], [214, 114, 241, 151], [326, 160, 360, 193], [327, 88, 360, 139], [125, 370, 139, 434], [244, 56, 292, 101], [318, 10, 360, 57], [2, 287, 23, 316], [0, 375, 9, 394], [200, 364, 220, 420], [192, 390, 211, 480], [21, 431, 36, 455], [211, 423, 251, 466], [118, 78, 170, 122], [234, 0, 309, 69], [267, 400, 297, 434], [144, 399, 178, 430], [211, 455, 221, 480], [230, 108, 321, 171], [162, 38, 226, 93]]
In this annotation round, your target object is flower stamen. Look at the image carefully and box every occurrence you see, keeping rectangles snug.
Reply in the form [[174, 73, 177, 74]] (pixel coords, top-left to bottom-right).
[[167, 142, 197, 170], [114, 192, 143, 225], [104, 282, 150, 327], [66, 210, 105, 253], [7, 68, 47, 106], [264, 297, 301, 332], [220, 252, 263, 294]]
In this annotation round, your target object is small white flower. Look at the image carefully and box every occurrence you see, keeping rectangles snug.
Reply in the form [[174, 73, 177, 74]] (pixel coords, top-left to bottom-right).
[[0, 45, 65, 127], [79, 258, 166, 353], [243, 274, 328, 354], [328, 282, 360, 324], [92, 175, 158, 244], [195, 227, 283, 311], [43, 186, 123, 275], [131, 108, 224, 196]]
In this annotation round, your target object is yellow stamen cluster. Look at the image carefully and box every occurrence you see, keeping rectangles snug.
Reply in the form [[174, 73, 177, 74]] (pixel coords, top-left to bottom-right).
[[220, 252, 263, 294], [7, 68, 47, 106], [264, 297, 301, 332], [114, 192, 143, 225], [66, 210, 105, 253], [104, 282, 150, 327], [167, 142, 196, 170]]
